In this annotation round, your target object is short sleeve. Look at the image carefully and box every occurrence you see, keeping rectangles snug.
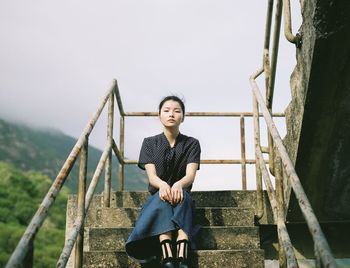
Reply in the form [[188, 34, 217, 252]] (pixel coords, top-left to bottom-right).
[[187, 139, 201, 169], [138, 138, 154, 170]]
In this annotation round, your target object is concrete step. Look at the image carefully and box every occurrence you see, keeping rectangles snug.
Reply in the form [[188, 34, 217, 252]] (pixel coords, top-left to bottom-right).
[[68, 190, 257, 210], [87, 226, 260, 251], [83, 249, 265, 268], [84, 207, 255, 228]]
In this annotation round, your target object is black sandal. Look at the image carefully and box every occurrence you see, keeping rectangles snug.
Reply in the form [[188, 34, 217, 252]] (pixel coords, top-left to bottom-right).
[[160, 239, 176, 268], [176, 239, 190, 268]]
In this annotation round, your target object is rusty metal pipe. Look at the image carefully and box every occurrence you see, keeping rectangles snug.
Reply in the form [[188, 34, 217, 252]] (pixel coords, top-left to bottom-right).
[[123, 159, 263, 165], [263, 0, 273, 104], [113, 79, 125, 116], [118, 116, 125, 191], [250, 76, 337, 267], [74, 140, 88, 268], [263, 0, 274, 52], [251, 69, 264, 220], [267, 0, 282, 109], [283, 0, 302, 47], [251, 67, 264, 220], [104, 93, 114, 207], [240, 115, 247, 190], [124, 111, 285, 117], [5, 80, 116, 268], [256, 148, 298, 267], [57, 142, 112, 268], [112, 139, 124, 164], [266, 0, 284, 178]]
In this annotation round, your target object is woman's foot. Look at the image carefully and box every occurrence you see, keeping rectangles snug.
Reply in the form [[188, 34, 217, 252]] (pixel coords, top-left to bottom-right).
[[176, 239, 189, 268], [160, 239, 176, 268]]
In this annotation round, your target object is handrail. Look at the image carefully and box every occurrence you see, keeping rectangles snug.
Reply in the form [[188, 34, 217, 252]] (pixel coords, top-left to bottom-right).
[[123, 159, 265, 165], [255, 144, 298, 267], [250, 71, 337, 267], [283, 0, 302, 47], [57, 141, 113, 267], [124, 111, 285, 117], [5, 80, 117, 268], [7, 77, 271, 267]]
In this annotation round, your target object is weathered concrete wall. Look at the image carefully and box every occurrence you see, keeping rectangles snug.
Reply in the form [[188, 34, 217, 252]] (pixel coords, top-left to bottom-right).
[[284, 0, 350, 221]]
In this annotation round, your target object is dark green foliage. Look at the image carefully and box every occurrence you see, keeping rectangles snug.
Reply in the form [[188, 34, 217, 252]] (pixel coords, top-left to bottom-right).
[[0, 118, 148, 266], [0, 162, 68, 267], [0, 118, 147, 193]]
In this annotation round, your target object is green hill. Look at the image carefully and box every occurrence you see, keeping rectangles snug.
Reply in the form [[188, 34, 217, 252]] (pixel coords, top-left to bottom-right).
[[0, 118, 148, 193], [0, 162, 69, 267]]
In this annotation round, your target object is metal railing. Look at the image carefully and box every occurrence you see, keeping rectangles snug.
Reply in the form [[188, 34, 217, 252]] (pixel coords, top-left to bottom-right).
[[250, 0, 337, 267], [5, 78, 283, 267], [116, 110, 284, 192]]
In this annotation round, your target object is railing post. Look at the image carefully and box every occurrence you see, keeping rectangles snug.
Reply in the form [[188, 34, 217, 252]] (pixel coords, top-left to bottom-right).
[[118, 115, 125, 191], [104, 92, 114, 207], [275, 155, 288, 268], [74, 140, 88, 268], [253, 93, 264, 219], [240, 115, 247, 190]]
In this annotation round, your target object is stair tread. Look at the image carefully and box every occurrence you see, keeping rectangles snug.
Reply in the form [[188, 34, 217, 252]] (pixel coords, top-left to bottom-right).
[[88, 226, 261, 251], [85, 207, 255, 228], [83, 250, 265, 268]]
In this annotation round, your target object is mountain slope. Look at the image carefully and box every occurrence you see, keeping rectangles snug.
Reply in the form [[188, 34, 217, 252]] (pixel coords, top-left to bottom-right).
[[0, 118, 147, 193], [0, 162, 69, 267]]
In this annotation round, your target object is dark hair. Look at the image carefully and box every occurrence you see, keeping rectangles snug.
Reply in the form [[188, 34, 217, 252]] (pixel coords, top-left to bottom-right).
[[158, 95, 185, 115]]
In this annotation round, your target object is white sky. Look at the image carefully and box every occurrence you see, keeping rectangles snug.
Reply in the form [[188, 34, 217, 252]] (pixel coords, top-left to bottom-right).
[[0, 1, 302, 190]]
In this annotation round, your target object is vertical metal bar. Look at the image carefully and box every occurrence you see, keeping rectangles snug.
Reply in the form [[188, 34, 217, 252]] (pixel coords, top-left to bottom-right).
[[266, 0, 283, 175], [263, 0, 274, 52], [118, 116, 125, 191], [104, 93, 114, 207], [253, 93, 264, 219], [275, 155, 287, 268], [75, 140, 88, 268], [267, 0, 283, 177], [268, 131, 275, 176], [283, 0, 302, 47], [267, 0, 282, 109], [263, 0, 274, 104], [240, 115, 247, 190]]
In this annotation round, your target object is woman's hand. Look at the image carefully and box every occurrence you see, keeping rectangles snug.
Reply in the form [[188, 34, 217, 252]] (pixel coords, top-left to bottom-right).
[[159, 181, 172, 203], [171, 182, 183, 204]]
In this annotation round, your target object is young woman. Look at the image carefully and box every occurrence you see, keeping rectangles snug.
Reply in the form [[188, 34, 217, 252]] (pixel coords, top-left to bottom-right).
[[125, 96, 201, 268]]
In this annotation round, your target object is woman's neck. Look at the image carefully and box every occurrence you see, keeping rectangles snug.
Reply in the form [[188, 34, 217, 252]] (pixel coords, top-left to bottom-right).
[[163, 128, 179, 147]]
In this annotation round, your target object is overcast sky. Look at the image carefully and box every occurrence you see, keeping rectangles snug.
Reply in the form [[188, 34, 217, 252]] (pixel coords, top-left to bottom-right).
[[0, 1, 302, 190]]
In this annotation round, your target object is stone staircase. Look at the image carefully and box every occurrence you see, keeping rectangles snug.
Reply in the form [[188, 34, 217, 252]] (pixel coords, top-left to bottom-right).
[[66, 191, 265, 267]]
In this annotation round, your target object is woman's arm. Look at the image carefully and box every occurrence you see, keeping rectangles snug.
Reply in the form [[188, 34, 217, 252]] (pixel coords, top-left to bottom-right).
[[171, 163, 199, 204], [144, 163, 173, 203]]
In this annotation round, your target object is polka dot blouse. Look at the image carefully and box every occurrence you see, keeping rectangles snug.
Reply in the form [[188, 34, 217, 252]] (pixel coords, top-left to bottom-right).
[[138, 132, 201, 194]]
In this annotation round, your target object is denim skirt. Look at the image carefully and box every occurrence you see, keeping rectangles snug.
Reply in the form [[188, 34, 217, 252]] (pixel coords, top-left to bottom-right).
[[125, 191, 199, 263]]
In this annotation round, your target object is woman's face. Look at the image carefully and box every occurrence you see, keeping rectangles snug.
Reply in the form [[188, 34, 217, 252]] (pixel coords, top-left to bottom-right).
[[159, 100, 184, 129]]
